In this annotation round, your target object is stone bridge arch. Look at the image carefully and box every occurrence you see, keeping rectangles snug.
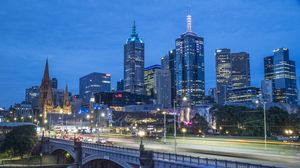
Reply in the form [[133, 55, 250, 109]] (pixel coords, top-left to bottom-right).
[[48, 145, 76, 160], [82, 154, 133, 168]]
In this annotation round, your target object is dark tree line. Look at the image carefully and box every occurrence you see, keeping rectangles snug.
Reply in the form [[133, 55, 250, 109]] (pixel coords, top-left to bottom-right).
[[0, 125, 37, 158], [211, 105, 300, 137]]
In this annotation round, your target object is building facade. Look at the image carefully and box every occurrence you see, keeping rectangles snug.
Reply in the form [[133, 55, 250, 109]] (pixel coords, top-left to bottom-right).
[[25, 86, 39, 108], [215, 48, 231, 105], [264, 48, 298, 104], [155, 69, 172, 108], [144, 65, 161, 100], [161, 49, 176, 103], [79, 72, 111, 104], [124, 22, 145, 95], [230, 52, 250, 89], [175, 13, 205, 106], [117, 79, 124, 91]]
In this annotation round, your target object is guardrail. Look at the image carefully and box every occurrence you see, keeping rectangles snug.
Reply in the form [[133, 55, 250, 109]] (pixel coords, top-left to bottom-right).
[[82, 142, 139, 156], [153, 152, 276, 168]]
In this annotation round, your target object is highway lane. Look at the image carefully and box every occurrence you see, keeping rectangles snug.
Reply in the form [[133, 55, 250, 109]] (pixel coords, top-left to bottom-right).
[[98, 134, 300, 168]]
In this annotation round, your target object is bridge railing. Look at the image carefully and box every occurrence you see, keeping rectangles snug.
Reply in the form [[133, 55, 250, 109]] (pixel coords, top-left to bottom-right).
[[153, 152, 276, 168], [82, 142, 139, 156], [49, 138, 74, 146]]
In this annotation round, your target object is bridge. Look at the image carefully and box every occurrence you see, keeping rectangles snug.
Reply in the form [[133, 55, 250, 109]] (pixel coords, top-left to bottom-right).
[[42, 138, 276, 168]]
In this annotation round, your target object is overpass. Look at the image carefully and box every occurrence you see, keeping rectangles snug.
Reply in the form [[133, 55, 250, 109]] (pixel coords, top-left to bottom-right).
[[42, 138, 277, 168]]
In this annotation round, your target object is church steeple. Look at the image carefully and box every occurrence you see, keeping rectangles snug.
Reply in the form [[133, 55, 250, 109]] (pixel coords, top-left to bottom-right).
[[42, 58, 50, 84], [64, 84, 70, 106]]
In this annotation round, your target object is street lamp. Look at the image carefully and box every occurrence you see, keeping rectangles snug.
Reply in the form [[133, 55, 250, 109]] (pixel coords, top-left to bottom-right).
[[162, 111, 167, 144], [60, 109, 64, 131], [173, 99, 177, 154], [138, 130, 145, 152], [181, 128, 187, 139], [256, 100, 267, 149]]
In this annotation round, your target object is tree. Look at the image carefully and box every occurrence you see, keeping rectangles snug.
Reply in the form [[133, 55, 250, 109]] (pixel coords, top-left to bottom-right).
[[191, 113, 209, 134], [0, 125, 37, 157], [266, 107, 289, 136]]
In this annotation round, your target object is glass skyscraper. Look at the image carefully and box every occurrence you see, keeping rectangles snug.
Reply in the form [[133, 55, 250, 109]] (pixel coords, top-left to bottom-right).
[[230, 52, 250, 89], [79, 72, 111, 104], [124, 22, 145, 95], [264, 48, 298, 104], [215, 48, 231, 104], [175, 13, 205, 105]]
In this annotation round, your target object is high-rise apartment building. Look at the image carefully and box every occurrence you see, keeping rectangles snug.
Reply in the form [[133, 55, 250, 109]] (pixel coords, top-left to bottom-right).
[[175, 12, 205, 106], [264, 48, 298, 104], [51, 78, 58, 89], [79, 72, 111, 104], [124, 22, 145, 95]]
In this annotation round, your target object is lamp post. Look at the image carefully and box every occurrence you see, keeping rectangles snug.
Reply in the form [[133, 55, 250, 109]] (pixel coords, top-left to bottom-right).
[[181, 128, 187, 139], [256, 100, 267, 150], [138, 130, 145, 152], [60, 109, 64, 132], [173, 99, 177, 154], [162, 111, 167, 144]]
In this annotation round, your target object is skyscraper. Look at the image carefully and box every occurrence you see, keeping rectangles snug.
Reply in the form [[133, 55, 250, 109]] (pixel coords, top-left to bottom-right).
[[230, 52, 250, 89], [161, 49, 176, 102], [175, 12, 205, 106], [79, 72, 111, 104], [124, 21, 145, 95], [155, 69, 171, 108], [215, 48, 231, 105], [264, 48, 298, 104], [215, 49, 251, 105]]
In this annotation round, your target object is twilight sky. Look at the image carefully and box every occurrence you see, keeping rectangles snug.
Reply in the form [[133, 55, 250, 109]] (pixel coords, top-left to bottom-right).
[[0, 0, 300, 108]]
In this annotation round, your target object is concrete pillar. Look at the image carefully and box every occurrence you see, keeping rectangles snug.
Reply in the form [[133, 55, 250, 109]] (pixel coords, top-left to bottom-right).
[[74, 141, 82, 168]]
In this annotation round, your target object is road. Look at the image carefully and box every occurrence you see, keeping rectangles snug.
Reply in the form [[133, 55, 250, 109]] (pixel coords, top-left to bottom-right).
[[88, 133, 300, 168]]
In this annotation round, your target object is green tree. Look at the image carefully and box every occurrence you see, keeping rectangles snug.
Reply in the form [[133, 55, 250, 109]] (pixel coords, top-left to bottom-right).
[[0, 125, 37, 157], [266, 107, 289, 136], [191, 113, 209, 134]]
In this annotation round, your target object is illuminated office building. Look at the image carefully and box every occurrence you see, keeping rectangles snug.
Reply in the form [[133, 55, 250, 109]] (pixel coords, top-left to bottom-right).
[[175, 12, 205, 106], [124, 21, 145, 95], [264, 48, 298, 104], [79, 72, 111, 104]]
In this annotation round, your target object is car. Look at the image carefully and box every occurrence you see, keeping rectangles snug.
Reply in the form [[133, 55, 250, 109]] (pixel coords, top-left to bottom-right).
[[96, 138, 107, 144]]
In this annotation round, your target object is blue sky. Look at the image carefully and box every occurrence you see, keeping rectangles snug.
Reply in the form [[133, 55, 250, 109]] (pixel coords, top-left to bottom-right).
[[0, 0, 300, 108]]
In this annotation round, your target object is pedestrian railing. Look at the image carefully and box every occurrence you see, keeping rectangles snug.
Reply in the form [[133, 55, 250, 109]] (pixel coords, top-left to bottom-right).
[[153, 152, 276, 168]]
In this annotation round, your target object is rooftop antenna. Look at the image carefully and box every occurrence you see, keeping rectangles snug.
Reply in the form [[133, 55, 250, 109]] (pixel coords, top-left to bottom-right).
[[186, 5, 192, 32]]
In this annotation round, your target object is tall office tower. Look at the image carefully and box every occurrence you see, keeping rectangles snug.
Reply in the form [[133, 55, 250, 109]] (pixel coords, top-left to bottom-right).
[[208, 88, 217, 103], [215, 48, 231, 105], [264, 48, 298, 104], [230, 52, 250, 89], [175, 12, 205, 106], [144, 65, 161, 99], [51, 78, 58, 89], [124, 21, 145, 95], [25, 86, 39, 106], [79, 72, 111, 104], [117, 79, 124, 91], [161, 49, 176, 102], [261, 80, 273, 103], [155, 69, 171, 108]]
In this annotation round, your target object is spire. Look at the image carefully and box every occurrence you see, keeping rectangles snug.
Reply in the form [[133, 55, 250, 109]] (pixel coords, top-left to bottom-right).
[[42, 58, 50, 83], [64, 84, 70, 106], [45, 82, 53, 106], [186, 7, 192, 32], [131, 20, 138, 37]]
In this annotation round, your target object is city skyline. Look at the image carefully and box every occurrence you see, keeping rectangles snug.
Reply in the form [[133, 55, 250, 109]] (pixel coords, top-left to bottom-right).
[[1, 0, 300, 107]]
